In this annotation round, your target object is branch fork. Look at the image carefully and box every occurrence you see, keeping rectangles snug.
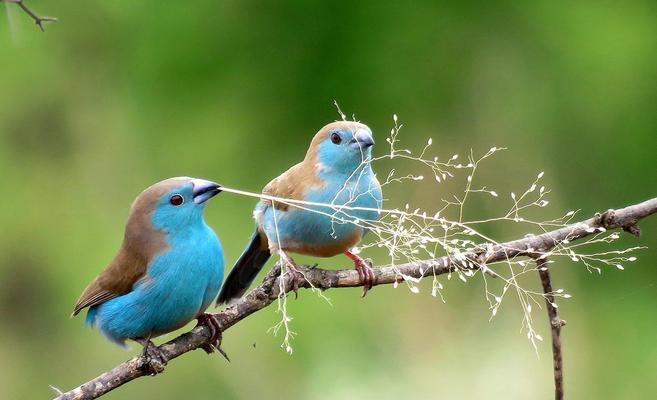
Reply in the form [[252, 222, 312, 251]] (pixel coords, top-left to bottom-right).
[[2, 0, 56, 31]]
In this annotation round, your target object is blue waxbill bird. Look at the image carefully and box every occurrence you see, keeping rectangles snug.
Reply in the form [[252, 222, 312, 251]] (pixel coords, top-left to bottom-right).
[[217, 121, 382, 303], [73, 177, 225, 368]]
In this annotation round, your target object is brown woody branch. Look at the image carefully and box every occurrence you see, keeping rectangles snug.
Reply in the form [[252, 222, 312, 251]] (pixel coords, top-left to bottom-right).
[[2, 0, 56, 31], [535, 257, 565, 400], [53, 197, 657, 400]]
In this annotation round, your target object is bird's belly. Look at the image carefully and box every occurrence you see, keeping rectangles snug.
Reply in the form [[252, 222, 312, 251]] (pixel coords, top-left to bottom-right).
[[92, 279, 206, 344], [140, 276, 208, 335], [91, 252, 222, 344], [281, 214, 363, 257], [262, 191, 379, 257]]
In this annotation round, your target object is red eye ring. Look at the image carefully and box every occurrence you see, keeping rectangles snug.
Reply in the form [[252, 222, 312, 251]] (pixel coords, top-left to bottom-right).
[[330, 132, 342, 144], [170, 194, 184, 206]]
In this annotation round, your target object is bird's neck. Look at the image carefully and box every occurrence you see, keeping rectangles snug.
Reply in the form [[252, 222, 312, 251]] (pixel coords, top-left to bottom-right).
[[316, 159, 373, 180], [167, 216, 207, 235]]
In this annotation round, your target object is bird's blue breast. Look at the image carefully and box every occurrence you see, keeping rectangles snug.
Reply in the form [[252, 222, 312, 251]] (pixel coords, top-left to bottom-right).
[[260, 166, 382, 256], [87, 223, 223, 345]]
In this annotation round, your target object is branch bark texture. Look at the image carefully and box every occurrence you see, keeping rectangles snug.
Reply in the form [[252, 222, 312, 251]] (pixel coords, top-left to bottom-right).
[[54, 197, 657, 400], [536, 257, 565, 400]]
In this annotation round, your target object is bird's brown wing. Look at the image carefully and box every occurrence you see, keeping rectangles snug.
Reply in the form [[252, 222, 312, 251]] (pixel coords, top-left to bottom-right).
[[73, 179, 176, 316], [262, 160, 324, 211], [72, 246, 149, 316]]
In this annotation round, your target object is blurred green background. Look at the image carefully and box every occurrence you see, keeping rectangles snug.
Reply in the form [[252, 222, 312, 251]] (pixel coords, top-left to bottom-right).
[[1, 1, 656, 399]]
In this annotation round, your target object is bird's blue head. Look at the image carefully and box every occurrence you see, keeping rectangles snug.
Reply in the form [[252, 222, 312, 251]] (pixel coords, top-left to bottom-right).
[[309, 121, 375, 175], [131, 177, 222, 236]]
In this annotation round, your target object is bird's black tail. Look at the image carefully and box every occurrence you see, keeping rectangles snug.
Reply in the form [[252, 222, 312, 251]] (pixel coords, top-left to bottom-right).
[[217, 230, 271, 305]]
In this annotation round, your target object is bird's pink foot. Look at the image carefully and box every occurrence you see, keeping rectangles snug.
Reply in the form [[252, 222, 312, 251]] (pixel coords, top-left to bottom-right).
[[280, 251, 305, 298], [138, 339, 167, 375], [196, 313, 230, 361], [345, 251, 376, 297]]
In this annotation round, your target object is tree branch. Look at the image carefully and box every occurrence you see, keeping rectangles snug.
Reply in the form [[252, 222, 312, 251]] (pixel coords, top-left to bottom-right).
[[535, 257, 565, 400], [2, 0, 56, 31], [54, 197, 657, 400]]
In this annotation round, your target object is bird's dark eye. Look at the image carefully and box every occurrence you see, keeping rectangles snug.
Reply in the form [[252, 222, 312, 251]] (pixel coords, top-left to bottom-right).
[[169, 194, 184, 206], [330, 132, 342, 144]]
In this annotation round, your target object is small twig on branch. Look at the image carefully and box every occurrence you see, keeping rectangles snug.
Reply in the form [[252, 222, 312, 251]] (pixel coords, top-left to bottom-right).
[[53, 197, 657, 400], [2, 0, 57, 31], [535, 257, 565, 400]]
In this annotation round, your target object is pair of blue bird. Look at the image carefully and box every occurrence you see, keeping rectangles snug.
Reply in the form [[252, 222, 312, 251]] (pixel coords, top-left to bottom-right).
[[73, 121, 382, 367]]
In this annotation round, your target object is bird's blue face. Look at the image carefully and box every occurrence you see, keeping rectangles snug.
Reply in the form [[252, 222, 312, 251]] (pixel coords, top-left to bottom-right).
[[316, 126, 375, 174], [151, 178, 222, 234]]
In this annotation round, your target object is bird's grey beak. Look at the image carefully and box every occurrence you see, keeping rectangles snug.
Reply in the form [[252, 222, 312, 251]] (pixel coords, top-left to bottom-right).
[[352, 129, 375, 149], [192, 179, 222, 204]]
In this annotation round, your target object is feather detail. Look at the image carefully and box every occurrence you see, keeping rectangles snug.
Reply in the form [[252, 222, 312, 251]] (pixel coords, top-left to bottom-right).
[[72, 179, 179, 316], [260, 121, 369, 211], [262, 161, 323, 212], [254, 121, 381, 258]]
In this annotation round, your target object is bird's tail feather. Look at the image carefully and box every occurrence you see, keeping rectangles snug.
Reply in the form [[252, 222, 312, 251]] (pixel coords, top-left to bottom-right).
[[217, 230, 271, 305]]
